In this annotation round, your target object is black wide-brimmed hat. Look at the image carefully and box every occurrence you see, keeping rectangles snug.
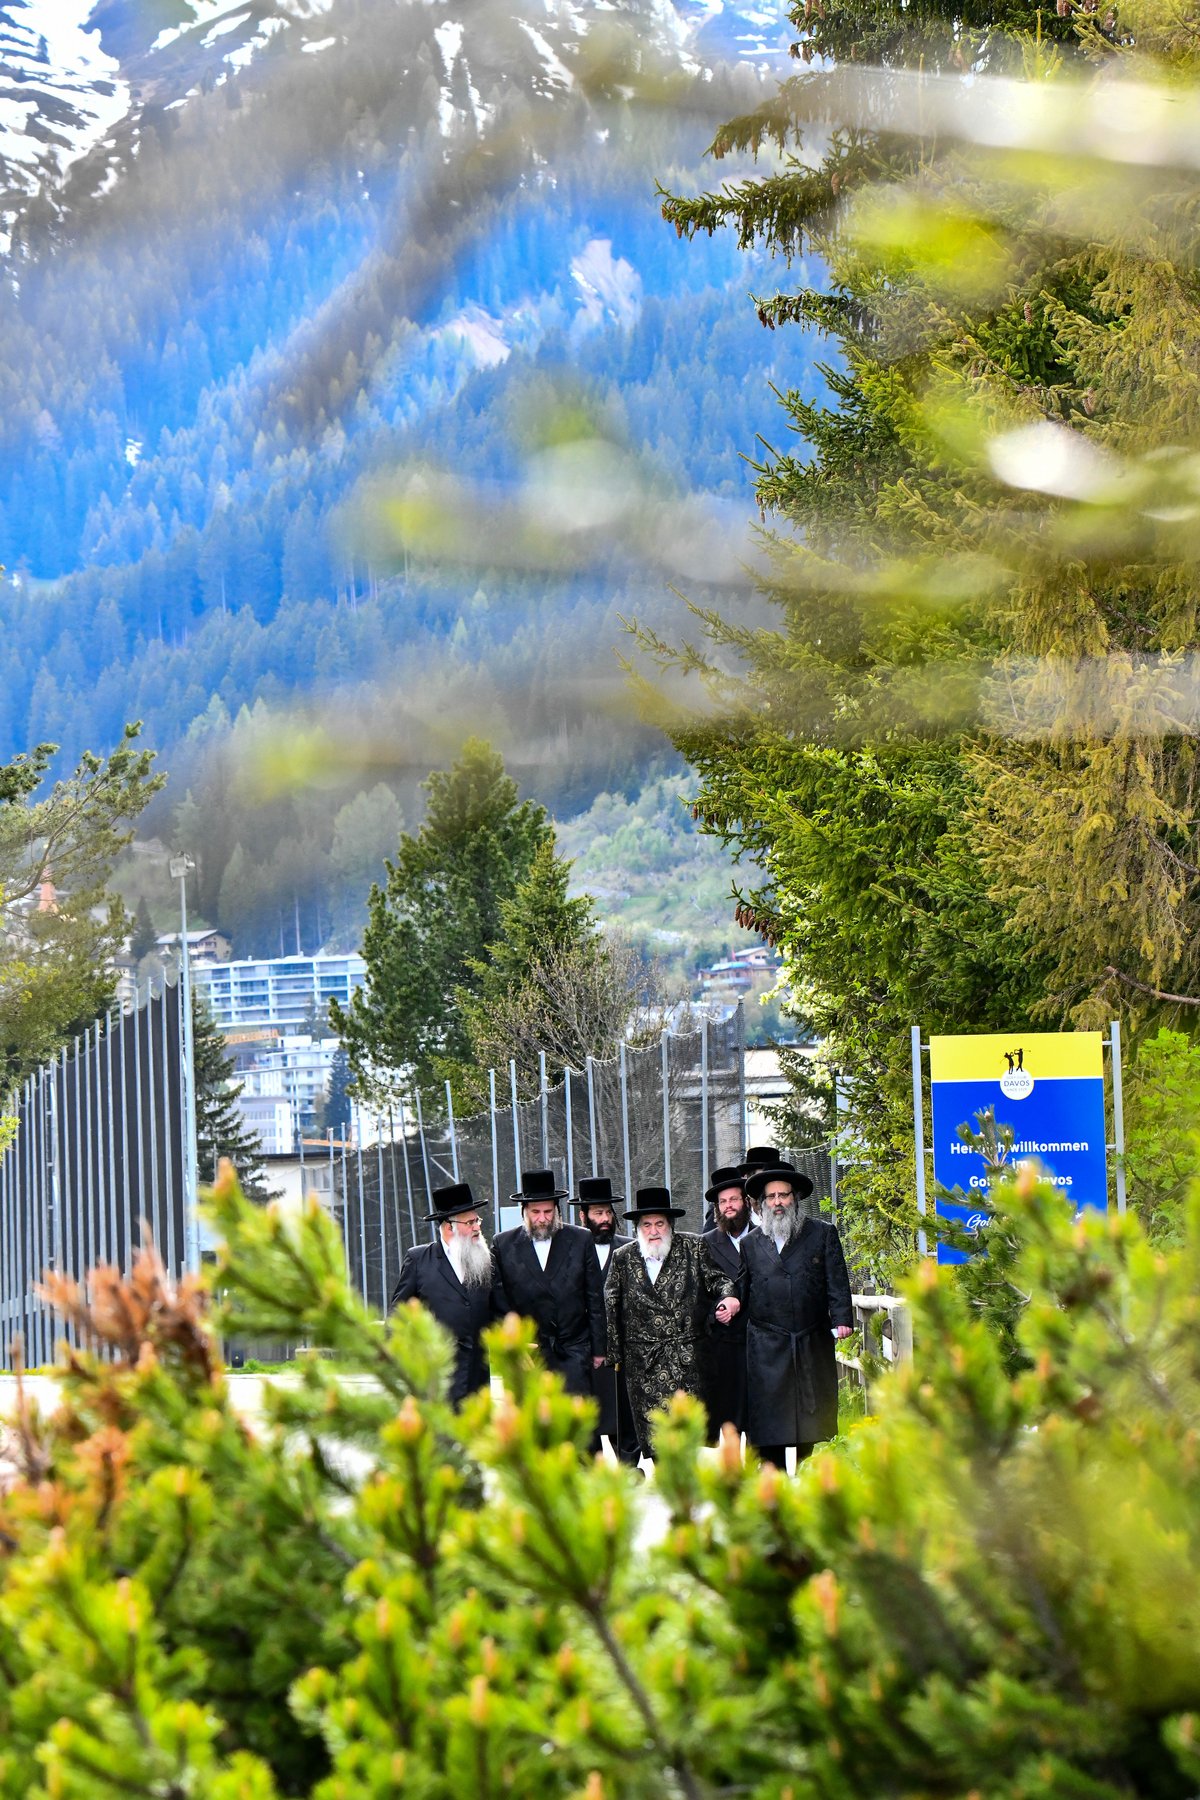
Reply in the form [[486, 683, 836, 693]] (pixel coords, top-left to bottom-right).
[[623, 1184, 687, 1221], [744, 1160, 814, 1201], [738, 1144, 782, 1176], [704, 1165, 747, 1208], [511, 1167, 569, 1204], [575, 1174, 624, 1209], [425, 1181, 483, 1222]]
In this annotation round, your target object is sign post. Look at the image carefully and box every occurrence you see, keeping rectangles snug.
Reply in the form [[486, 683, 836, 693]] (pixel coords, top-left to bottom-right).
[[924, 1031, 1109, 1264]]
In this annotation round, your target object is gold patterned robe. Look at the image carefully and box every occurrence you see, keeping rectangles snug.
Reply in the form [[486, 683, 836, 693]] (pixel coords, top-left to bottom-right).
[[603, 1232, 735, 1452]]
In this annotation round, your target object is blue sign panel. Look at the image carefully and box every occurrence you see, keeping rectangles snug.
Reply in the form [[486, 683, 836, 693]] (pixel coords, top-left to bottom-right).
[[929, 1031, 1107, 1264]]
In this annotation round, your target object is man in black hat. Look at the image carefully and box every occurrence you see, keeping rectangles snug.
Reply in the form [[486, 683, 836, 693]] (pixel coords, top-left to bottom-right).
[[575, 1174, 641, 1465], [700, 1166, 755, 1438], [740, 1160, 854, 1469], [390, 1182, 508, 1408], [604, 1186, 739, 1459], [492, 1169, 607, 1399], [702, 1145, 784, 1231]]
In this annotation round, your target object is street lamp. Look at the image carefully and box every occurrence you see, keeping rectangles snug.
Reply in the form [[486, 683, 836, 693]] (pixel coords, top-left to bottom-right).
[[169, 853, 202, 1275]]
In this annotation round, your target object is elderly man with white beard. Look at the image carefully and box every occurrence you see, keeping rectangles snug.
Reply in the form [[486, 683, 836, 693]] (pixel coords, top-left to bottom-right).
[[391, 1182, 508, 1408], [603, 1186, 740, 1461], [740, 1160, 854, 1469]]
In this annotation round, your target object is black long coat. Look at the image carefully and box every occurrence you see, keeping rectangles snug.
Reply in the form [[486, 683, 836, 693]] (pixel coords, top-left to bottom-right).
[[391, 1240, 507, 1408], [491, 1223, 607, 1396], [701, 1225, 753, 1435], [604, 1232, 734, 1453], [741, 1217, 854, 1447]]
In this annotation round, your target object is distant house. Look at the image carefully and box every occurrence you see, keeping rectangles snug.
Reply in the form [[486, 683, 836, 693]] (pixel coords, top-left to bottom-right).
[[698, 941, 782, 995], [157, 928, 232, 966]]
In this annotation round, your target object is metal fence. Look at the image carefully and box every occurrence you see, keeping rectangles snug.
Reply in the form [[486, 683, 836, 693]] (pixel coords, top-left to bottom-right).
[[312, 1005, 834, 1322], [0, 980, 187, 1369], [0, 984, 836, 1363]]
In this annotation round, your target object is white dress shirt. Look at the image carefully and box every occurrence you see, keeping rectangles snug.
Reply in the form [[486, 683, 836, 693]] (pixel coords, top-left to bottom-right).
[[532, 1235, 552, 1270]]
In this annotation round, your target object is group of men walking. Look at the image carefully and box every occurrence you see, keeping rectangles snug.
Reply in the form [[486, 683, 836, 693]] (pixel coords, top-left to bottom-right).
[[390, 1146, 855, 1469]]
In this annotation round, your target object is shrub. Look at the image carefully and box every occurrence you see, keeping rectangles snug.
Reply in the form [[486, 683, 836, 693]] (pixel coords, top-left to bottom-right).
[[0, 1164, 1195, 1797]]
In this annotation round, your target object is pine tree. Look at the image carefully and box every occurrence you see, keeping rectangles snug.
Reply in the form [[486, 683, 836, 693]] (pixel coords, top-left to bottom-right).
[[648, 0, 1200, 1277], [454, 838, 636, 1103], [331, 737, 553, 1107], [191, 997, 270, 1198], [322, 1043, 353, 1136], [130, 895, 158, 963]]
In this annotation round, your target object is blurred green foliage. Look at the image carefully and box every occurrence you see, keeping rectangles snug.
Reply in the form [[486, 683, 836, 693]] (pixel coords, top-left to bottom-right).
[[0, 1145, 1198, 1794]]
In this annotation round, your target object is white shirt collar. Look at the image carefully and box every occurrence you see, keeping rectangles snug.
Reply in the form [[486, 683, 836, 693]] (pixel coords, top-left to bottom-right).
[[532, 1235, 552, 1270]]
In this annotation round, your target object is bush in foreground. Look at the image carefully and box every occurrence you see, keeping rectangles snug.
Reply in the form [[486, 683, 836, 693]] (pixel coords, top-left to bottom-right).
[[0, 1166, 1196, 1797]]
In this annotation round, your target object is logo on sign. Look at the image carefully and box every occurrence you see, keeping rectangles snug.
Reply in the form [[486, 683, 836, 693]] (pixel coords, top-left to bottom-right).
[[999, 1047, 1033, 1100]]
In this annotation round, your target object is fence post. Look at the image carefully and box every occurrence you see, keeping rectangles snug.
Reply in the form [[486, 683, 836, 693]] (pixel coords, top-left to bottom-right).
[[22, 1075, 34, 1362], [539, 1051, 549, 1164], [509, 1060, 521, 1188], [57, 1048, 74, 1348], [414, 1090, 434, 1222], [1, 1117, 10, 1364], [132, 997, 145, 1260], [564, 1066, 574, 1200], [445, 1079, 460, 1181], [489, 1068, 501, 1234], [160, 986, 177, 1278], [340, 1135, 352, 1279], [586, 1055, 598, 1176], [355, 1131, 369, 1308], [386, 1107, 403, 1265], [736, 1000, 747, 1154], [376, 1124, 388, 1313], [33, 1069, 47, 1368], [700, 1012, 710, 1195], [119, 1010, 132, 1277], [105, 1015, 119, 1275], [82, 1022, 98, 1274], [619, 1042, 631, 1203], [396, 1096, 418, 1245], [660, 1030, 671, 1190]]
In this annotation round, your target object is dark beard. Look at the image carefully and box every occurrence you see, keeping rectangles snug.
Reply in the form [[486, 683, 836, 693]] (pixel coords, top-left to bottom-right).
[[718, 1207, 749, 1237], [585, 1218, 615, 1242], [524, 1215, 562, 1243]]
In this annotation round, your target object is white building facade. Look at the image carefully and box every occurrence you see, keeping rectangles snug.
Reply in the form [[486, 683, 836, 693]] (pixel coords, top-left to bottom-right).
[[194, 953, 367, 1031]]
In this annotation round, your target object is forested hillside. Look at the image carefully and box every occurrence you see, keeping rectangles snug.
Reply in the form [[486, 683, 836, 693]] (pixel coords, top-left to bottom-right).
[[0, 0, 819, 817]]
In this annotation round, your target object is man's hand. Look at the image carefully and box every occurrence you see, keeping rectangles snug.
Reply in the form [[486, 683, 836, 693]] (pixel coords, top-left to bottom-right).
[[834, 1325, 853, 1340], [714, 1297, 740, 1325], [593, 1354, 606, 1367]]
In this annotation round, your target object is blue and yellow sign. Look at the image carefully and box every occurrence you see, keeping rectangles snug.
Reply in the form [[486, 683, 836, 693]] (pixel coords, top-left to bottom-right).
[[929, 1031, 1108, 1264]]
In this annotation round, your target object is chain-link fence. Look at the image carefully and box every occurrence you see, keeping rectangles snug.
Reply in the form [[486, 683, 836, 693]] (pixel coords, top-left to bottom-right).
[[321, 1005, 835, 1321], [0, 987, 838, 1363]]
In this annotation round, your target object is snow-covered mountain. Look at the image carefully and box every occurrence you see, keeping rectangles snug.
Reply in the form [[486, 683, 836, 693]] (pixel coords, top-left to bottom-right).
[[0, 0, 795, 252]]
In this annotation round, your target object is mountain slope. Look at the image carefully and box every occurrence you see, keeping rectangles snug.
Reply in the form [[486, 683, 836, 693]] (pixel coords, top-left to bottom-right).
[[0, 0, 817, 804]]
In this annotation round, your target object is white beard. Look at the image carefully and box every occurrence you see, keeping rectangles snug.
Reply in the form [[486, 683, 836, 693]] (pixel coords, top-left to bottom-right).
[[637, 1223, 672, 1267], [766, 1203, 802, 1250], [455, 1233, 494, 1288]]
